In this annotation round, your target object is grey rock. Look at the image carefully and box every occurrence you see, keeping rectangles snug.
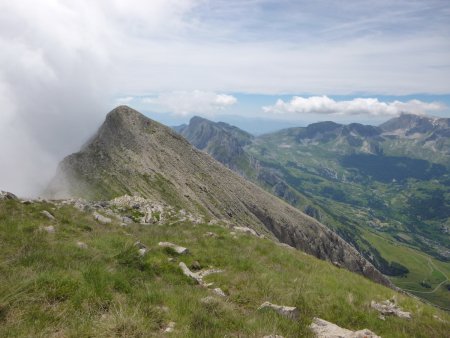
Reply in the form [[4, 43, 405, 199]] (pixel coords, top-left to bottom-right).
[[179, 262, 223, 287], [93, 212, 111, 224], [258, 302, 299, 320], [41, 210, 55, 220], [370, 300, 411, 319], [159, 242, 188, 254], [310, 317, 380, 338]]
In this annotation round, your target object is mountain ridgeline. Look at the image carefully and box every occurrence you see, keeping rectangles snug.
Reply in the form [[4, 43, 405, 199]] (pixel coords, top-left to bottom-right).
[[177, 113, 450, 309], [47, 106, 389, 286]]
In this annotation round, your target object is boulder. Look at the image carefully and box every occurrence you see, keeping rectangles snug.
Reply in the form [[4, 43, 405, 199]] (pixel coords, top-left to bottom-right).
[[310, 317, 380, 338], [159, 242, 188, 254], [93, 212, 112, 224], [370, 300, 411, 319], [258, 301, 299, 320], [179, 262, 199, 282]]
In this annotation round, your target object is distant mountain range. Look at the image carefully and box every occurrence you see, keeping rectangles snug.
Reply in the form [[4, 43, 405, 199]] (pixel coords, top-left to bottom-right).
[[176, 113, 450, 309]]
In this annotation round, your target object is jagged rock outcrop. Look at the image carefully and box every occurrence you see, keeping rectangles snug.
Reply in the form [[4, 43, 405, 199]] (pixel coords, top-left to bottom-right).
[[46, 106, 391, 286]]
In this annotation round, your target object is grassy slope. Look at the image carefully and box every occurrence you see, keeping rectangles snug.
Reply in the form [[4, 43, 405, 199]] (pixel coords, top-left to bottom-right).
[[1, 199, 449, 337], [364, 231, 450, 310], [247, 135, 450, 309]]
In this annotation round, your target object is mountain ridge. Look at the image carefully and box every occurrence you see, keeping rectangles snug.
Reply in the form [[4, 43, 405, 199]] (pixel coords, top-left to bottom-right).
[[47, 105, 390, 286], [176, 112, 450, 308]]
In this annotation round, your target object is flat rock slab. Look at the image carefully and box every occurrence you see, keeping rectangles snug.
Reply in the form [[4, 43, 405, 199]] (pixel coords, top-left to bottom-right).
[[233, 226, 258, 236], [310, 318, 381, 338], [93, 212, 112, 224], [371, 300, 411, 319], [258, 301, 299, 320], [159, 242, 188, 254]]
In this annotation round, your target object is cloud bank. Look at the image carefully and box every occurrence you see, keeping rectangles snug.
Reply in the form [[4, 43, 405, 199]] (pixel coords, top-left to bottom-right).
[[141, 91, 237, 116], [263, 96, 446, 116]]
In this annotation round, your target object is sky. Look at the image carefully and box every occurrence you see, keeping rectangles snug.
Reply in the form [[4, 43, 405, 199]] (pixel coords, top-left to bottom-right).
[[1, 0, 450, 195]]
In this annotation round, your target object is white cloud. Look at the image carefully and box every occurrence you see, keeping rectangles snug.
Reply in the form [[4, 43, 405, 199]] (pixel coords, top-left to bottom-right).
[[116, 96, 134, 104], [142, 91, 237, 115], [263, 96, 446, 116]]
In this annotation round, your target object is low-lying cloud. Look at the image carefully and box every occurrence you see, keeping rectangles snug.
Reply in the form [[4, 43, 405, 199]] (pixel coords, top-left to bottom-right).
[[263, 96, 446, 116], [141, 91, 237, 116]]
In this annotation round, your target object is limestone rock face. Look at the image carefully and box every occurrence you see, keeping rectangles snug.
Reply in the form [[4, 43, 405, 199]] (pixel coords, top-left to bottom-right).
[[310, 318, 381, 338], [46, 105, 391, 287]]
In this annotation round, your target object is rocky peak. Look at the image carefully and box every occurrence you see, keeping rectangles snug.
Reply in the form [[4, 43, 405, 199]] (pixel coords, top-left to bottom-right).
[[47, 106, 392, 287]]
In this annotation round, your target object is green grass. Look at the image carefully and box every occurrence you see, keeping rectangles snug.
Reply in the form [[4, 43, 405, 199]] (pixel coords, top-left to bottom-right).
[[0, 199, 449, 337], [363, 231, 450, 310]]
